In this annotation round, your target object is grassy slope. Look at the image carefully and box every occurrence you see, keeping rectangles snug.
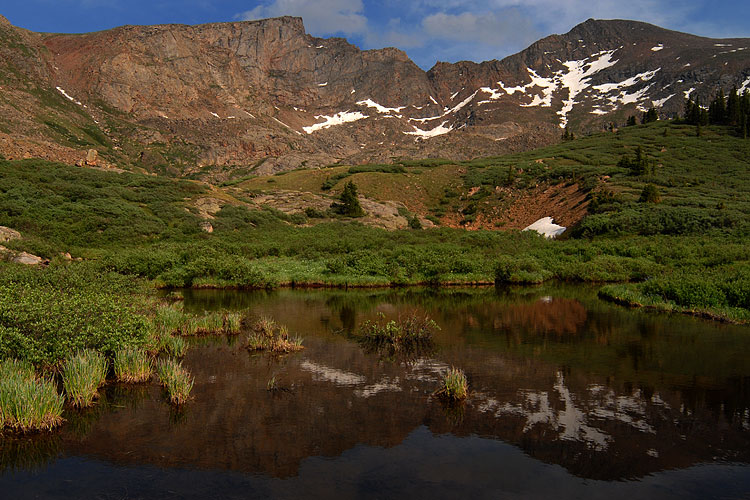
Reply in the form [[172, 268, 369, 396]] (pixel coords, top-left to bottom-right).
[[0, 121, 749, 322], [238, 122, 750, 232]]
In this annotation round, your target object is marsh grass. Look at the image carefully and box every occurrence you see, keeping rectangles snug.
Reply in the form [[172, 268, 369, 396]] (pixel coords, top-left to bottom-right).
[[153, 305, 188, 335], [157, 358, 194, 405], [0, 359, 64, 432], [161, 334, 187, 358], [246, 317, 304, 353], [62, 350, 108, 408], [434, 367, 468, 401], [223, 312, 243, 334], [356, 313, 437, 349], [113, 348, 152, 383]]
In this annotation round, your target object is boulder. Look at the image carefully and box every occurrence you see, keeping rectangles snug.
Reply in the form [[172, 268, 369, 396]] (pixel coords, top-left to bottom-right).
[[0, 226, 21, 242], [0, 245, 48, 266]]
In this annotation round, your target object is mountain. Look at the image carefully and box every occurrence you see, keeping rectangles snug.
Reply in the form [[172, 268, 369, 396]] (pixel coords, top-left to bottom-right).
[[0, 15, 749, 179]]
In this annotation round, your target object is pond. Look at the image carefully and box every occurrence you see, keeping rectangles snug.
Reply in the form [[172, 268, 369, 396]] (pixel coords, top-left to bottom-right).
[[2, 285, 750, 499]]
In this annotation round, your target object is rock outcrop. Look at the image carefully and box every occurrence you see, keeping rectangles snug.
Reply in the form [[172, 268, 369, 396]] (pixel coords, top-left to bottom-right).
[[0, 17, 748, 177]]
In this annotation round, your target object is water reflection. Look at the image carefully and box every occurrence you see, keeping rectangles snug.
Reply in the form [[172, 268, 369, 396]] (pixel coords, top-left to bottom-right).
[[2, 286, 749, 495]]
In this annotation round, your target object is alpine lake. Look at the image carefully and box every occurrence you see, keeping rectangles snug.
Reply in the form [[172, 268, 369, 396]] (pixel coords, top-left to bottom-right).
[[1, 285, 749, 499]]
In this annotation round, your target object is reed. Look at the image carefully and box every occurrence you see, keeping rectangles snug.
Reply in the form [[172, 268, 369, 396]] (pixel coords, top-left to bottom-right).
[[62, 350, 108, 408], [0, 359, 64, 432], [435, 367, 468, 401], [113, 348, 152, 383], [156, 358, 194, 405]]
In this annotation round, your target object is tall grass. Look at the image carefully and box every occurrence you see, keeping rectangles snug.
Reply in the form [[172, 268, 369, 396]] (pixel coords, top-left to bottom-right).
[[161, 334, 187, 358], [435, 367, 468, 401], [223, 312, 243, 334], [0, 359, 64, 432], [113, 347, 152, 383], [62, 350, 108, 408], [153, 305, 188, 335], [157, 358, 194, 405], [246, 317, 304, 353]]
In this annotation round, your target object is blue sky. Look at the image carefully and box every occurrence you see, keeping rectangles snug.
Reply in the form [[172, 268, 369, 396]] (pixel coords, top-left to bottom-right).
[[3, 1, 750, 69]]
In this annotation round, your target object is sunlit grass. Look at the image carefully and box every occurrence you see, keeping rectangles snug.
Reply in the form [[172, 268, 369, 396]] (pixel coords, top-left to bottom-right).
[[62, 350, 108, 408], [0, 359, 64, 432], [435, 367, 468, 401], [113, 347, 152, 383], [157, 358, 194, 405]]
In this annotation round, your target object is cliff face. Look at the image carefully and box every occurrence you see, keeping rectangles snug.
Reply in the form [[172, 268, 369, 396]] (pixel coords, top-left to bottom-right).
[[1, 16, 749, 178]]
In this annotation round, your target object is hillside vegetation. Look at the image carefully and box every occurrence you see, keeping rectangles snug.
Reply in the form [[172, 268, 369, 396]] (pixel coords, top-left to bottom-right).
[[1, 121, 749, 336]]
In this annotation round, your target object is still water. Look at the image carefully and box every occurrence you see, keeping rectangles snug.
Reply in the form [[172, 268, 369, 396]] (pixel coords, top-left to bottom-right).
[[2, 285, 750, 499]]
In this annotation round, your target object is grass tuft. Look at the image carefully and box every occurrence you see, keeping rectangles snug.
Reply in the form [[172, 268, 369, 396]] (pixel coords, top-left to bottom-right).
[[0, 359, 65, 432], [435, 367, 468, 401], [356, 313, 437, 348], [161, 334, 188, 358], [62, 350, 108, 408], [113, 348, 152, 383], [156, 358, 194, 405], [246, 317, 304, 353]]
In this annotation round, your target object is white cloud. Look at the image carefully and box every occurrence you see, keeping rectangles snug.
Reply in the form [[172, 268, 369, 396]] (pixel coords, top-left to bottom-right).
[[236, 0, 368, 36]]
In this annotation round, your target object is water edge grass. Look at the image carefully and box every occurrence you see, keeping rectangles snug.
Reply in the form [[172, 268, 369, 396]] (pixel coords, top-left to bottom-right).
[[113, 348, 152, 383], [62, 350, 108, 408], [0, 359, 64, 432], [156, 358, 194, 405]]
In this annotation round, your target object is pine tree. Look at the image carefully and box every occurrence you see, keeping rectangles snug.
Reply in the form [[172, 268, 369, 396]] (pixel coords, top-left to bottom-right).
[[709, 89, 726, 124], [331, 181, 365, 217], [626, 115, 637, 127], [727, 87, 740, 126], [642, 107, 658, 124]]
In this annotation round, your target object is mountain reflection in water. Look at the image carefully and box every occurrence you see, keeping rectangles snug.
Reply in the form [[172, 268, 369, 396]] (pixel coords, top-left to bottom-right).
[[1, 286, 749, 498]]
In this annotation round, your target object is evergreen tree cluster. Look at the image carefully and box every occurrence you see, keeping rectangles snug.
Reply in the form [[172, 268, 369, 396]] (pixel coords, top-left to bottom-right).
[[684, 87, 750, 138], [618, 145, 653, 176]]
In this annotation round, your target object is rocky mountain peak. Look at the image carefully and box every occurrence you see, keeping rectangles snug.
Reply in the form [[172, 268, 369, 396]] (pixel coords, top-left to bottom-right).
[[0, 16, 748, 178]]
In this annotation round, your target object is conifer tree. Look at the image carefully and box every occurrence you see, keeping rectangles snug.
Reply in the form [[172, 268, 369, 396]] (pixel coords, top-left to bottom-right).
[[626, 116, 637, 126], [331, 181, 365, 217], [727, 87, 740, 126]]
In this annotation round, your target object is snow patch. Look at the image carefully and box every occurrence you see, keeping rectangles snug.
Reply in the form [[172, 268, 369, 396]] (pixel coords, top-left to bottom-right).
[[556, 50, 619, 127], [318, 82, 328, 87], [357, 99, 406, 116], [715, 43, 732, 47], [210, 112, 220, 118], [652, 94, 675, 108], [404, 121, 453, 139], [56, 87, 82, 106], [592, 69, 659, 92], [740, 76, 750, 94], [684, 87, 696, 99], [523, 217, 566, 238], [650, 44, 664, 52], [303, 111, 368, 134], [272, 117, 302, 135]]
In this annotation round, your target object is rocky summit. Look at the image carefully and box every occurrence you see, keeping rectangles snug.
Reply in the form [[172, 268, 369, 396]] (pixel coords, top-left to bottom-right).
[[0, 15, 749, 179]]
